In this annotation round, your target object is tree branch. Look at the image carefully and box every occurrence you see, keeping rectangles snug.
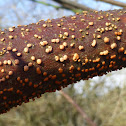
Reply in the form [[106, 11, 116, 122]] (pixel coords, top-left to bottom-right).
[[60, 90, 97, 126], [0, 9, 126, 114], [30, 0, 94, 13], [30, 0, 61, 9], [53, 0, 95, 12], [96, 0, 126, 8]]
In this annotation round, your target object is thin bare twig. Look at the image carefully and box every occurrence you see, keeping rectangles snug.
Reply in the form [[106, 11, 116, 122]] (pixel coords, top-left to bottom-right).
[[53, 0, 95, 11], [96, 0, 126, 8], [60, 90, 97, 126], [30, 0, 95, 12], [30, 0, 61, 9]]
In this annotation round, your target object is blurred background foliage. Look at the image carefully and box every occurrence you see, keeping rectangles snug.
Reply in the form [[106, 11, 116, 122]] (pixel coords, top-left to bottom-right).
[[0, 0, 126, 126]]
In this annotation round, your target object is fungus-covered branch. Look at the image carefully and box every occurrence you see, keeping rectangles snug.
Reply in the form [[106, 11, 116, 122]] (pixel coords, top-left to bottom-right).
[[0, 9, 126, 114]]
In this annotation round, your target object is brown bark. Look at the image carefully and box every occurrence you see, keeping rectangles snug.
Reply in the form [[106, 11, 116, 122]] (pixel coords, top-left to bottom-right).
[[0, 9, 126, 114]]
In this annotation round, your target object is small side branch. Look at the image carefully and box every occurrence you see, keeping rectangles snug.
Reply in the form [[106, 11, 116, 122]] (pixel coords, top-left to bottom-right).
[[60, 90, 97, 126], [30, 0, 95, 13], [96, 0, 126, 8], [53, 0, 95, 11]]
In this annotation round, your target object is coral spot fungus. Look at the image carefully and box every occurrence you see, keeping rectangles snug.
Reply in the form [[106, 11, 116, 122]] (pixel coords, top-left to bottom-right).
[[0, 9, 126, 114]]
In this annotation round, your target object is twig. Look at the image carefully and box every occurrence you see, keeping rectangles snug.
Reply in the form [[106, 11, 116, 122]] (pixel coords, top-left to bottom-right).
[[53, 0, 95, 11], [95, 0, 126, 8], [30, 0, 61, 9], [60, 90, 97, 126], [30, 0, 95, 12]]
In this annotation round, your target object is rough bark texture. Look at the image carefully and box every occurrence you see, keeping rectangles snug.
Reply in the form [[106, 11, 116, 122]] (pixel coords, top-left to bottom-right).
[[0, 9, 126, 114]]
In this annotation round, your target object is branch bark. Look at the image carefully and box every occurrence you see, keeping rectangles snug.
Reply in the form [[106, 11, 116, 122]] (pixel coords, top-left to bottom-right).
[[96, 0, 126, 8], [0, 9, 126, 114], [60, 90, 97, 126]]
